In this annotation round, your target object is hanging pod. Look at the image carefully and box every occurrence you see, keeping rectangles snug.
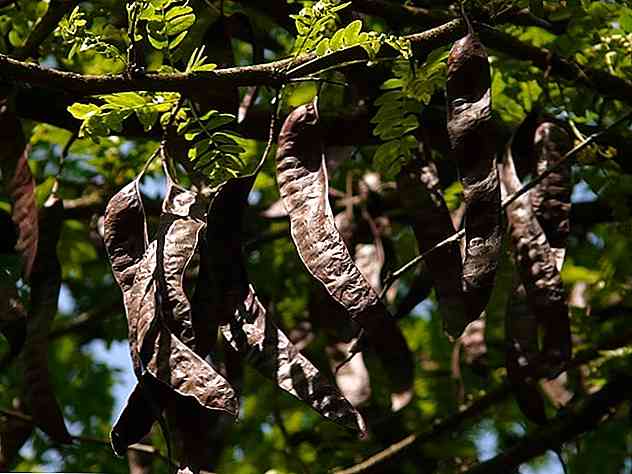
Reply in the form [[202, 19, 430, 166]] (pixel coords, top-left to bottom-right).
[[501, 147, 572, 381], [276, 101, 414, 411], [446, 26, 503, 323], [200, 146, 367, 434], [397, 156, 468, 338], [104, 152, 238, 455]]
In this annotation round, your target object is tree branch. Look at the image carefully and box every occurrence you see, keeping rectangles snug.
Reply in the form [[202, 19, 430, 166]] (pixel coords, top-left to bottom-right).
[[332, 328, 632, 474], [0, 408, 178, 469], [465, 375, 632, 474]]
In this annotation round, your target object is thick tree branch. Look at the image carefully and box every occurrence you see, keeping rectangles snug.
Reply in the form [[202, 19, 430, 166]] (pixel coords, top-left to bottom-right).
[[465, 375, 632, 474], [332, 328, 632, 474]]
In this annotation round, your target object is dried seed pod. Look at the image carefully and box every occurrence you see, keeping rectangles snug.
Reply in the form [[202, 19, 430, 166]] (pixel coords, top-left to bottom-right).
[[446, 30, 502, 320], [23, 195, 71, 443], [221, 286, 367, 433], [0, 136, 38, 279], [0, 209, 26, 360], [276, 103, 414, 409], [111, 241, 239, 454], [501, 149, 571, 378], [156, 178, 206, 349], [0, 398, 33, 470], [203, 167, 367, 434], [110, 382, 158, 455], [505, 282, 547, 425], [530, 120, 572, 268], [397, 159, 467, 337], [104, 177, 148, 376]]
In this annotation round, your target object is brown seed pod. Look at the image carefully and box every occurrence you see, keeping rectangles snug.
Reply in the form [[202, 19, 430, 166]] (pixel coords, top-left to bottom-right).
[[221, 286, 367, 433], [276, 102, 414, 410], [23, 195, 71, 443], [397, 159, 467, 338], [446, 30, 502, 321], [202, 163, 367, 434], [530, 120, 572, 267], [505, 282, 547, 425], [156, 177, 207, 349], [111, 241, 239, 454], [501, 148, 571, 379], [103, 177, 148, 376], [0, 98, 38, 279]]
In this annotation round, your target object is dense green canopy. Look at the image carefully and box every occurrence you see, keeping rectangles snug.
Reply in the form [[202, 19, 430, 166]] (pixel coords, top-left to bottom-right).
[[1, 1, 632, 473]]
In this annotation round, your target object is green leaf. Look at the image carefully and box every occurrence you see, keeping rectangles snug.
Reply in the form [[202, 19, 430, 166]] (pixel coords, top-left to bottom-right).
[[166, 12, 195, 36], [343, 19, 362, 46], [374, 139, 403, 178], [136, 108, 158, 131], [99, 92, 147, 108], [329, 28, 345, 51], [68, 103, 101, 120], [169, 30, 188, 50]]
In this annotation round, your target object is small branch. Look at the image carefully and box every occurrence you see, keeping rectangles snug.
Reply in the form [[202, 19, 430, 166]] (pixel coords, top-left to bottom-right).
[[332, 329, 632, 474], [0, 408, 178, 469], [465, 375, 632, 474]]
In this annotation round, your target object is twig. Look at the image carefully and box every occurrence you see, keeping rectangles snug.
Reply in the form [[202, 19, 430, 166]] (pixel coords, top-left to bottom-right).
[[464, 375, 632, 474], [0, 408, 178, 469]]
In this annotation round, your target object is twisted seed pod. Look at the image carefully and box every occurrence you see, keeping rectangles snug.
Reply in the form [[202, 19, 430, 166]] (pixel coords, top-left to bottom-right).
[[23, 195, 71, 443], [156, 178, 207, 348], [103, 177, 148, 376], [505, 282, 547, 425], [501, 149, 571, 379], [530, 121, 572, 269], [276, 103, 414, 410], [0, 100, 38, 279], [446, 31, 502, 321], [106, 165, 238, 456], [203, 167, 367, 434], [397, 159, 467, 338]]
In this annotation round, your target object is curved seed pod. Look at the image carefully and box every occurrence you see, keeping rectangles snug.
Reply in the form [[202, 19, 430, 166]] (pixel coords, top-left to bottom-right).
[[0, 210, 25, 361], [103, 178, 148, 376], [0, 398, 33, 470], [397, 159, 467, 338], [505, 283, 547, 425], [156, 178, 206, 348], [446, 30, 502, 320], [393, 266, 433, 319], [111, 241, 239, 454], [110, 382, 157, 455], [530, 121, 572, 269], [23, 195, 71, 443], [204, 168, 367, 434], [501, 149, 571, 378], [276, 103, 414, 409], [221, 285, 366, 434], [133, 243, 238, 413]]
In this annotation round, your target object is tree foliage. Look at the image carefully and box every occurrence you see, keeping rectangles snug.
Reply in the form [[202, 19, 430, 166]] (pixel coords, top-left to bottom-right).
[[1, 0, 632, 473]]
